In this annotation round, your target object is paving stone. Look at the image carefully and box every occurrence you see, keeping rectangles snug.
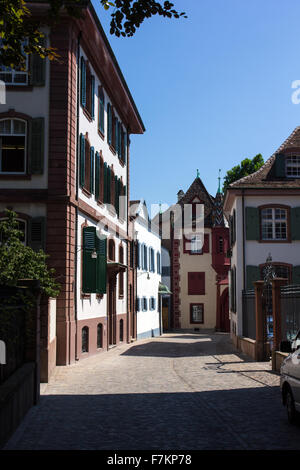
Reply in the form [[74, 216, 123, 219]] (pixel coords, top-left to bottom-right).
[[4, 332, 300, 450]]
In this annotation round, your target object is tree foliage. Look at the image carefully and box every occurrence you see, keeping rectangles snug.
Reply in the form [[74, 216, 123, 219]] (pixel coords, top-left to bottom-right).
[[0, 210, 60, 297], [223, 154, 264, 193], [0, 0, 187, 70]]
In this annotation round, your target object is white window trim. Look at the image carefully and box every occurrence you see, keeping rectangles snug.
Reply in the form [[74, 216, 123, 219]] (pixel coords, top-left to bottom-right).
[[261, 208, 287, 241], [286, 155, 300, 178]]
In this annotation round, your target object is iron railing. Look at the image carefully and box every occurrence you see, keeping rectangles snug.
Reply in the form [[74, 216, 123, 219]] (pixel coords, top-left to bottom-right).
[[280, 284, 300, 343], [242, 289, 256, 340]]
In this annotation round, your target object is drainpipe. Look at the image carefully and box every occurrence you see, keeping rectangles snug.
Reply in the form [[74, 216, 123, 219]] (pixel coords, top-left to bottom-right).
[[74, 31, 82, 361], [242, 189, 246, 291]]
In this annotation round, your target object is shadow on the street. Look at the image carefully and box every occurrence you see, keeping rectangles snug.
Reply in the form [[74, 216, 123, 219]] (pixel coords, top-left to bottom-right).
[[4, 387, 300, 450]]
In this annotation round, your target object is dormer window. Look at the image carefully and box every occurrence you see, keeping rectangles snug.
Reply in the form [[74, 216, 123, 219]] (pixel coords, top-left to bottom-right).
[[286, 155, 300, 178]]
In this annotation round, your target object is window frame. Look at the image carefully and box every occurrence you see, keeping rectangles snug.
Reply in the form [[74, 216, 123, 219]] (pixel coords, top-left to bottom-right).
[[0, 41, 29, 86], [286, 154, 300, 178], [190, 303, 204, 324], [0, 118, 27, 175], [259, 204, 291, 243]]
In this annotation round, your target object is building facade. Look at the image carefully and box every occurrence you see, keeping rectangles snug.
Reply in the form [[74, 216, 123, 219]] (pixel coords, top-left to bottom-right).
[[130, 201, 162, 339], [0, 2, 145, 368], [155, 177, 230, 331], [224, 126, 300, 341]]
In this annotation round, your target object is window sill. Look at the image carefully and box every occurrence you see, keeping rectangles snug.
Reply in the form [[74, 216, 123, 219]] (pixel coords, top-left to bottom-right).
[[98, 129, 105, 140], [6, 85, 33, 92], [82, 106, 93, 122], [259, 239, 291, 244], [0, 174, 32, 180], [82, 187, 92, 198]]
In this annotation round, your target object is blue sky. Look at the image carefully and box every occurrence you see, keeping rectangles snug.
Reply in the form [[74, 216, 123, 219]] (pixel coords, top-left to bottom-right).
[[93, 0, 300, 213]]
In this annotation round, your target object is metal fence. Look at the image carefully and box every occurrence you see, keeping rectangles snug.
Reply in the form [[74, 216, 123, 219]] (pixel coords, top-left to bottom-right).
[[242, 289, 256, 340], [280, 284, 300, 343]]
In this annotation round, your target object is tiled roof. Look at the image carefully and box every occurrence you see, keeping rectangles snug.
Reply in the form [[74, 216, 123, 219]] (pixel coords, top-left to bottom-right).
[[229, 126, 300, 189]]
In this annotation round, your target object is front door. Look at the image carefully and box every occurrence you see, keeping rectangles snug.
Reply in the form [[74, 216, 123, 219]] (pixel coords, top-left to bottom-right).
[[108, 279, 116, 346]]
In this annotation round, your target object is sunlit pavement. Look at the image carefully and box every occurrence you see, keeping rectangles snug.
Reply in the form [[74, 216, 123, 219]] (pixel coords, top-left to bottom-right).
[[4, 331, 300, 450]]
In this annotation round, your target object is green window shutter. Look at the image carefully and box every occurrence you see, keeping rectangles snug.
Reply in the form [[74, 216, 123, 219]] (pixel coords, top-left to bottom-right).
[[90, 146, 95, 194], [80, 57, 86, 107], [107, 166, 111, 204], [103, 162, 107, 203], [124, 132, 127, 165], [292, 266, 300, 284], [30, 36, 46, 86], [29, 216, 46, 251], [96, 236, 107, 294], [115, 175, 119, 216], [107, 103, 112, 145], [82, 226, 97, 293], [245, 207, 259, 240], [246, 265, 260, 290], [99, 89, 105, 134], [28, 117, 44, 174], [79, 134, 85, 187], [274, 153, 286, 178], [91, 76, 95, 119], [118, 123, 122, 157], [95, 152, 100, 201], [291, 207, 300, 240]]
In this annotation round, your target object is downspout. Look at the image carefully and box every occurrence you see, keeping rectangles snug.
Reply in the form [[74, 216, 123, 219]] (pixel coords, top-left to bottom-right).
[[242, 189, 246, 291], [74, 30, 82, 361]]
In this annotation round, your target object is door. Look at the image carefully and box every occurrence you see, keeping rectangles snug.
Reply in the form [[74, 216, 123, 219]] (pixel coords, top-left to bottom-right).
[[108, 280, 116, 346]]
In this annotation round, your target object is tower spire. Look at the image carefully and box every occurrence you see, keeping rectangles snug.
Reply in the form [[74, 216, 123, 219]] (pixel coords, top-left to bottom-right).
[[196, 169, 200, 178], [217, 169, 221, 193]]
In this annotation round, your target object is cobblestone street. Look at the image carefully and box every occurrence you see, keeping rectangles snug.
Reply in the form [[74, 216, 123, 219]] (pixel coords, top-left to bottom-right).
[[4, 332, 300, 450]]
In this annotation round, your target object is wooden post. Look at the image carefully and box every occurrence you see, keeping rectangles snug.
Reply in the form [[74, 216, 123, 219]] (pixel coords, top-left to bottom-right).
[[254, 281, 265, 361]]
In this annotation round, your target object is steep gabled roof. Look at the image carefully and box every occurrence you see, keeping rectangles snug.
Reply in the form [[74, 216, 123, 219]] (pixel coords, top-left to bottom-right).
[[229, 126, 300, 189]]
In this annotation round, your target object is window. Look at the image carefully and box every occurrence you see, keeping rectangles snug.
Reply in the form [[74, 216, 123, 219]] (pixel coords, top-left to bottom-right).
[[80, 57, 95, 119], [218, 236, 224, 254], [0, 119, 26, 174], [229, 209, 236, 246], [230, 266, 236, 312], [82, 327, 89, 353], [149, 247, 155, 272], [157, 252, 161, 274], [108, 239, 115, 261], [286, 155, 300, 178], [188, 272, 205, 295], [98, 87, 105, 135], [261, 207, 287, 240], [143, 244, 148, 271], [184, 234, 209, 254], [142, 297, 147, 311], [0, 41, 28, 85], [190, 304, 204, 324], [79, 134, 94, 193], [97, 324, 103, 349], [150, 297, 156, 311], [136, 297, 141, 312]]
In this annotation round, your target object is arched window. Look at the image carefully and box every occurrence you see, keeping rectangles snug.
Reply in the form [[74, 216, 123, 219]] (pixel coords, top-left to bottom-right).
[[0, 119, 26, 174], [119, 319, 124, 342], [82, 326, 89, 353], [97, 323, 103, 349], [108, 239, 115, 261]]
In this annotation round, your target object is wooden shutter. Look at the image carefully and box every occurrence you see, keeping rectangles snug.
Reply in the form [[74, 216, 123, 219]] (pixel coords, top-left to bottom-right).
[[103, 162, 107, 203], [79, 134, 85, 187], [245, 207, 259, 240], [82, 226, 97, 293], [29, 216, 46, 251], [96, 235, 107, 294], [95, 152, 100, 201], [124, 132, 127, 164], [246, 265, 260, 290], [291, 207, 300, 240], [203, 234, 209, 253], [188, 272, 205, 295], [107, 166, 111, 204], [274, 153, 286, 178], [80, 57, 86, 107], [292, 266, 300, 284], [91, 75, 95, 119], [115, 175, 119, 216], [30, 54, 46, 86], [107, 103, 111, 144], [111, 168, 115, 207], [28, 117, 44, 174], [137, 242, 140, 268], [98, 87, 105, 134], [90, 147, 95, 194]]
